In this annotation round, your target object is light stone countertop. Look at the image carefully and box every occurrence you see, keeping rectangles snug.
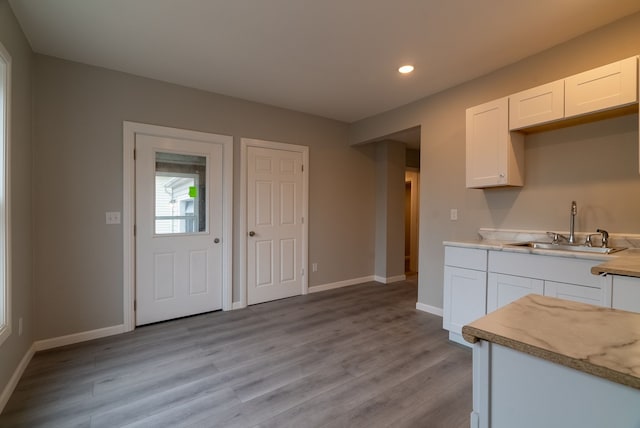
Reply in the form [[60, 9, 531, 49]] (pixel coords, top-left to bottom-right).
[[444, 229, 640, 276], [590, 248, 640, 278], [442, 239, 616, 261], [462, 294, 640, 390]]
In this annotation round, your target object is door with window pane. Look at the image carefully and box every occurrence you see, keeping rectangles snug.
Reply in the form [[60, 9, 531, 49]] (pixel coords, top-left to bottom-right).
[[135, 134, 223, 325]]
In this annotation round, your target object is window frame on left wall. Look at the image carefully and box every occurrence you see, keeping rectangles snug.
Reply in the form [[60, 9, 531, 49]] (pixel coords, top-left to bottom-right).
[[0, 40, 12, 347]]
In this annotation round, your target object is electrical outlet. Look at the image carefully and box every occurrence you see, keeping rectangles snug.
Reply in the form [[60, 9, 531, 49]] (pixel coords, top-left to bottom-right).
[[312, 263, 318, 272], [450, 209, 458, 221], [18, 317, 23, 336], [106, 211, 121, 224]]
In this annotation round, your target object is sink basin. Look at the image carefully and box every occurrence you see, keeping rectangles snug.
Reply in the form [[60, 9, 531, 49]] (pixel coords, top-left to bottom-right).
[[509, 241, 626, 254]]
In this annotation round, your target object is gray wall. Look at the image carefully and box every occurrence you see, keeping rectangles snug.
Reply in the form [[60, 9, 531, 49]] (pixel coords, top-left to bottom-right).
[[32, 55, 377, 340], [350, 11, 640, 310], [0, 0, 34, 398]]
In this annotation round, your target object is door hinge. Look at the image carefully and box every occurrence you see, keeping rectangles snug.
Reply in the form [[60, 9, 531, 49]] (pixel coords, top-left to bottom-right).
[[133, 148, 136, 160], [301, 268, 304, 276], [301, 164, 304, 172], [134, 300, 137, 311], [134, 224, 136, 236]]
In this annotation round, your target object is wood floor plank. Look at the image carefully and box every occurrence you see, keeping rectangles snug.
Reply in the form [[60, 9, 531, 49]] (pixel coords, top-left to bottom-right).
[[0, 278, 472, 428]]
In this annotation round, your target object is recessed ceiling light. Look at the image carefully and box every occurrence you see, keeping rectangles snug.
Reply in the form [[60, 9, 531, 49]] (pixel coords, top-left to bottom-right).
[[398, 65, 414, 74]]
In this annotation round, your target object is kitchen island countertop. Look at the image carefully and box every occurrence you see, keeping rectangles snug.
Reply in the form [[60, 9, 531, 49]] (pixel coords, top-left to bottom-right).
[[462, 294, 640, 390]]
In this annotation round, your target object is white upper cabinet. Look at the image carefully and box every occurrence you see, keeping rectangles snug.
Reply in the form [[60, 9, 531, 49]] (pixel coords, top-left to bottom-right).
[[565, 56, 638, 118], [466, 56, 640, 186], [509, 80, 564, 130], [466, 97, 524, 188]]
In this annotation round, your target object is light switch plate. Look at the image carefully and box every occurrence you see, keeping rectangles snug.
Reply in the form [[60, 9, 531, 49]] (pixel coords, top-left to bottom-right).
[[450, 209, 458, 221], [106, 211, 121, 224]]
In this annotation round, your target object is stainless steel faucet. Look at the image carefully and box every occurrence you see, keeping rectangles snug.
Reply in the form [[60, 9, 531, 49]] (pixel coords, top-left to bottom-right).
[[568, 201, 577, 244]]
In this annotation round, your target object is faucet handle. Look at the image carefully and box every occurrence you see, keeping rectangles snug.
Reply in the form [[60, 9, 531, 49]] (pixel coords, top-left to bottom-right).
[[584, 233, 600, 247], [596, 229, 609, 248]]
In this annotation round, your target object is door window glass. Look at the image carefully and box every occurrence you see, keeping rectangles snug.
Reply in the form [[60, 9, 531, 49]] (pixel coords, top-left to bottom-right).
[[154, 152, 207, 234]]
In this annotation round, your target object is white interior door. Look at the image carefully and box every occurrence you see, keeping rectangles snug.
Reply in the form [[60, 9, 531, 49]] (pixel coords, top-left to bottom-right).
[[247, 146, 304, 304], [135, 134, 223, 325]]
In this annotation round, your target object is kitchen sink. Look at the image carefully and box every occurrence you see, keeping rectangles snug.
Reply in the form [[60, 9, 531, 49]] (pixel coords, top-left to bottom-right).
[[508, 241, 626, 254]]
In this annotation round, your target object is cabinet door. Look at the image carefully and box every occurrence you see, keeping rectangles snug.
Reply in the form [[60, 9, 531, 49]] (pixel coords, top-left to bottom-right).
[[509, 80, 564, 130], [565, 56, 638, 118], [612, 275, 640, 313], [487, 273, 544, 312], [544, 281, 605, 307], [443, 266, 486, 334], [466, 97, 524, 188]]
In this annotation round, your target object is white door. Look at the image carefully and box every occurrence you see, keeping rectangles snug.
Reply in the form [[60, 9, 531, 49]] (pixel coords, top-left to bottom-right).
[[247, 146, 304, 304], [135, 134, 223, 325]]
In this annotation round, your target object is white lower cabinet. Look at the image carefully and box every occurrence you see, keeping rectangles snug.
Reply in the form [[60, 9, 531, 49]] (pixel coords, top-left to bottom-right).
[[611, 275, 640, 313], [444, 246, 617, 346], [487, 251, 610, 309], [544, 280, 607, 306], [487, 273, 543, 312], [443, 246, 487, 346], [443, 267, 486, 336]]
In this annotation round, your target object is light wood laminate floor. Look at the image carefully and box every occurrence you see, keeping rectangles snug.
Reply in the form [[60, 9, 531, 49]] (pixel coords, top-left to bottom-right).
[[0, 278, 472, 427]]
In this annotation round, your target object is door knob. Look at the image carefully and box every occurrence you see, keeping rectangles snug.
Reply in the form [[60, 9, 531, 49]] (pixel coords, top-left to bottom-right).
[[248, 231, 255, 237], [214, 238, 220, 243]]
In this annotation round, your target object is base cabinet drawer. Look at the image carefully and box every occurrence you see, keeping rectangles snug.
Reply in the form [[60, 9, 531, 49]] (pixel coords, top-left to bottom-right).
[[444, 246, 487, 271]]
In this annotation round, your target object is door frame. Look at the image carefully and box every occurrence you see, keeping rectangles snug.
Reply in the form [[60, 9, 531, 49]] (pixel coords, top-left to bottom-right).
[[123, 122, 233, 332], [239, 138, 309, 308], [405, 169, 420, 273]]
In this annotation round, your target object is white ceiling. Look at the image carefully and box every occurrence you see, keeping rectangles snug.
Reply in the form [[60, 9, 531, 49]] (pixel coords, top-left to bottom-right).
[[9, 0, 640, 123]]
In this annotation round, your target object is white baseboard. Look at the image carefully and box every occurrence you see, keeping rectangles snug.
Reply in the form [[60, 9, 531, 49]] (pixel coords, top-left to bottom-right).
[[33, 324, 125, 352], [1, 324, 126, 413], [231, 302, 245, 310], [0, 343, 35, 413], [373, 274, 406, 284], [309, 276, 375, 293], [416, 302, 443, 317]]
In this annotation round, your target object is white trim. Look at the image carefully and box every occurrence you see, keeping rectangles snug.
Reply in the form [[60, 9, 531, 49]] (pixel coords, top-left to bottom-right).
[[308, 276, 376, 293], [0, 343, 34, 413], [416, 302, 443, 317], [0, 40, 11, 347], [33, 324, 125, 352], [240, 138, 309, 307], [231, 302, 246, 310], [405, 170, 419, 273], [373, 274, 406, 284], [123, 122, 233, 332]]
